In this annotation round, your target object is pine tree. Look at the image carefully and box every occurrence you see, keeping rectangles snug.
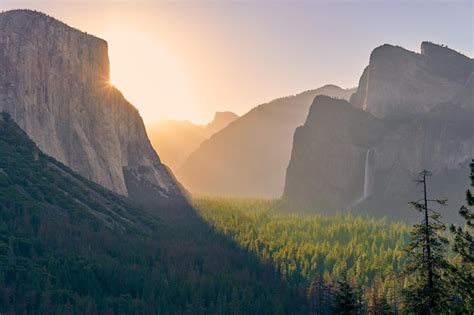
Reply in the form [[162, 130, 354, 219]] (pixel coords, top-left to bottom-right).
[[450, 159, 474, 262], [402, 170, 452, 314], [449, 160, 474, 312], [332, 272, 361, 315], [368, 277, 391, 315], [308, 275, 333, 314]]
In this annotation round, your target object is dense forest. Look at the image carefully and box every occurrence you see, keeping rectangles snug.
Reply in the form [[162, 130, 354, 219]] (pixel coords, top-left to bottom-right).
[[195, 198, 408, 312], [0, 112, 472, 314], [195, 198, 408, 284], [0, 113, 306, 314], [195, 186, 473, 313]]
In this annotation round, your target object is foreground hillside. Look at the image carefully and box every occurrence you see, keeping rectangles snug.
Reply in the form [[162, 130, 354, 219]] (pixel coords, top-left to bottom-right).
[[194, 197, 409, 310], [0, 113, 306, 314]]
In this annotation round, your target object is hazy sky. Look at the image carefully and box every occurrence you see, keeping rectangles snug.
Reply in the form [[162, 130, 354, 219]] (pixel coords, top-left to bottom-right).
[[1, 1, 473, 124]]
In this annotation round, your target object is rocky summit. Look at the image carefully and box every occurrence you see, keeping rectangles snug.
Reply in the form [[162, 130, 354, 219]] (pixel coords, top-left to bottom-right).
[[284, 42, 473, 220], [0, 10, 186, 208], [350, 42, 473, 118]]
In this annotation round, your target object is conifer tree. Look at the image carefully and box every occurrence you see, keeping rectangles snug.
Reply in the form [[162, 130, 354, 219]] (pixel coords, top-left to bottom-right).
[[450, 160, 473, 262], [332, 272, 361, 315], [402, 170, 452, 314], [308, 275, 333, 314], [367, 277, 391, 315], [449, 160, 474, 312]]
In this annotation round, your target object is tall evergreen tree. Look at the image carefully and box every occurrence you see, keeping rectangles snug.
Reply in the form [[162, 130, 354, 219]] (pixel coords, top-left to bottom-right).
[[332, 272, 361, 315], [450, 159, 474, 262], [367, 277, 391, 315], [308, 275, 333, 315], [402, 170, 452, 314], [449, 160, 474, 312]]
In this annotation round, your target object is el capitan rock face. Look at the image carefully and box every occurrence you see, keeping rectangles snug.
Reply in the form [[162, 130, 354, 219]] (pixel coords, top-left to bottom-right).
[[284, 42, 473, 220], [178, 85, 355, 197], [0, 10, 186, 207]]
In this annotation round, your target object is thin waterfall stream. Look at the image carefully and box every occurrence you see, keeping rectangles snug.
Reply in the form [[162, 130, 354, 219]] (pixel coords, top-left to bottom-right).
[[353, 148, 373, 206]]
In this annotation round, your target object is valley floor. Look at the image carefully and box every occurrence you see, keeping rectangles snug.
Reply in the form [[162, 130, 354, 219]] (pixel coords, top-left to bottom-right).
[[194, 197, 410, 312]]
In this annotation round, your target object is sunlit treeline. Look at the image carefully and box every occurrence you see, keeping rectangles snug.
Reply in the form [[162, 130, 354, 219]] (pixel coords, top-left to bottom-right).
[[194, 197, 412, 313], [194, 197, 409, 287]]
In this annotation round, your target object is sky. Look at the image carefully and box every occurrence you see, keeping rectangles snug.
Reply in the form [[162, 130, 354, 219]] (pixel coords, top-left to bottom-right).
[[1, 1, 473, 124]]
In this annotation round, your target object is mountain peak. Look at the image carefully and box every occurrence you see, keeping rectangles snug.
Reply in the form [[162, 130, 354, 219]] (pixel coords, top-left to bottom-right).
[[353, 41, 473, 118], [0, 9, 106, 43], [420, 41, 466, 58], [208, 111, 239, 125], [369, 43, 414, 63], [205, 111, 239, 136]]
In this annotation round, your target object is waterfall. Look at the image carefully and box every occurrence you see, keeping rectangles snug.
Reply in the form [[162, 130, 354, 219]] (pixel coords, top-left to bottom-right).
[[353, 148, 373, 206], [362, 68, 370, 111], [362, 148, 373, 199]]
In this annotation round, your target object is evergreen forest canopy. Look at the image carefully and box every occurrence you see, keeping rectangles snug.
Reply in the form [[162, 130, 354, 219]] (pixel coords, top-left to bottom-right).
[[0, 111, 472, 314], [195, 192, 473, 313], [0, 9, 472, 315], [0, 114, 473, 314], [0, 113, 306, 314], [195, 198, 408, 312]]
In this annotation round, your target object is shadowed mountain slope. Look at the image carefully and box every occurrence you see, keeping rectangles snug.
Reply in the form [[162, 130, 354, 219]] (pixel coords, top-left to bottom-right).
[[0, 112, 307, 314]]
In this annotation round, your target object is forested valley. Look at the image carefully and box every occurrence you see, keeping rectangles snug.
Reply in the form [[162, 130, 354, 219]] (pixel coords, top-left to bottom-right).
[[0, 113, 307, 314], [0, 7, 472, 315], [195, 168, 474, 314]]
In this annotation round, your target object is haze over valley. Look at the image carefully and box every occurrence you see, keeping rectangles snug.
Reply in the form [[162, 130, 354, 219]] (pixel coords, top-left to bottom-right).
[[0, 2, 472, 314]]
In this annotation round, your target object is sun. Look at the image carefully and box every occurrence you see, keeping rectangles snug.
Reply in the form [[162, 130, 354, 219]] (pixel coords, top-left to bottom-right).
[[100, 26, 198, 124]]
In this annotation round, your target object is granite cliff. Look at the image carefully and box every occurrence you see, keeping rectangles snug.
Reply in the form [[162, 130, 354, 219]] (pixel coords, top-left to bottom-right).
[[350, 42, 472, 118], [284, 42, 473, 220], [283, 96, 387, 213], [0, 10, 186, 208]]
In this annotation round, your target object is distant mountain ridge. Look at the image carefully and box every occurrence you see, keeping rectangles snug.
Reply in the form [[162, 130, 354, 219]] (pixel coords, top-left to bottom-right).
[[0, 9, 186, 208], [178, 85, 355, 197], [147, 111, 239, 172], [205, 111, 240, 136], [284, 42, 473, 220]]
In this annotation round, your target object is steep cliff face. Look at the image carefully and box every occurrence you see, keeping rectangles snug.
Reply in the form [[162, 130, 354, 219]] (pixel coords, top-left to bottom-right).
[[178, 85, 355, 197], [350, 42, 473, 118], [283, 96, 386, 213], [0, 10, 186, 207], [372, 103, 473, 204], [284, 100, 473, 219], [285, 42, 473, 220]]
